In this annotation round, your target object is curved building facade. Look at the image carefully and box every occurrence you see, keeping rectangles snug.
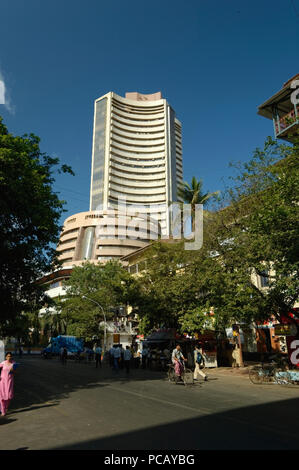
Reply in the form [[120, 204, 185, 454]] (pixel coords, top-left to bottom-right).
[[90, 91, 183, 236], [56, 210, 160, 268]]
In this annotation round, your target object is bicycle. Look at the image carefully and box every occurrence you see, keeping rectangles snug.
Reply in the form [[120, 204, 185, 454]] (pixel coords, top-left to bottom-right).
[[167, 362, 194, 386], [249, 354, 299, 387]]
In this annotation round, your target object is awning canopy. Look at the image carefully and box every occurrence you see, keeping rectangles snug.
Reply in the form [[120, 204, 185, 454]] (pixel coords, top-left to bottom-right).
[[144, 329, 176, 343]]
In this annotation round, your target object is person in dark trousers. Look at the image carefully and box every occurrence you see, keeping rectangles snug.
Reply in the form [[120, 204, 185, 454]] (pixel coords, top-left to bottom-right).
[[124, 346, 132, 374], [95, 345, 102, 368], [109, 346, 114, 368]]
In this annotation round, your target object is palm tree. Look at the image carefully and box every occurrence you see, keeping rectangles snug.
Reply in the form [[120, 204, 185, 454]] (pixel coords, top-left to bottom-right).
[[178, 177, 219, 232]]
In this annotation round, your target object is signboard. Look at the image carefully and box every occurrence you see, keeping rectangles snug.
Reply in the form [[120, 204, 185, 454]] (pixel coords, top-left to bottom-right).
[[286, 338, 299, 368], [0, 340, 4, 363], [274, 324, 297, 336]]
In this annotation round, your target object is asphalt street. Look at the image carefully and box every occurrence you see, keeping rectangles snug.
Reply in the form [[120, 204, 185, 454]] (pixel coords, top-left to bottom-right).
[[1, 356, 299, 450]]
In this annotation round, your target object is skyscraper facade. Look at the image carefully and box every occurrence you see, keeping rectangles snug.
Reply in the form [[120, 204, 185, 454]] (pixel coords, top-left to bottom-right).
[[90, 91, 183, 236]]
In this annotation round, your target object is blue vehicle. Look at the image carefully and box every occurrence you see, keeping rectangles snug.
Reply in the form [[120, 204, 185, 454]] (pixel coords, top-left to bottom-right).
[[42, 336, 84, 358]]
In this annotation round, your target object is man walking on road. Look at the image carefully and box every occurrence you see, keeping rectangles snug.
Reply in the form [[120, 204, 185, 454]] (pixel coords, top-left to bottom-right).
[[194, 344, 208, 381]]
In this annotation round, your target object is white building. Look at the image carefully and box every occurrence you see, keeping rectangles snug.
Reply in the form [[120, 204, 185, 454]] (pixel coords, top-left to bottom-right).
[[90, 91, 183, 237]]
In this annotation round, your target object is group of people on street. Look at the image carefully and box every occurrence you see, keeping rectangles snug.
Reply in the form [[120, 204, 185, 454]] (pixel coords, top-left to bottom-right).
[[0, 352, 16, 417], [109, 344, 132, 373]]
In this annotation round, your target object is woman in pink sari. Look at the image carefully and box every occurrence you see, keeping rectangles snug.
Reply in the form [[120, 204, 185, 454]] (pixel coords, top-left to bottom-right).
[[0, 352, 15, 416]]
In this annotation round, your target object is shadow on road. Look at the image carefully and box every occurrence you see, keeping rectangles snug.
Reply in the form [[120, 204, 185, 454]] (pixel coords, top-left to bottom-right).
[[10, 356, 165, 414], [48, 397, 299, 450]]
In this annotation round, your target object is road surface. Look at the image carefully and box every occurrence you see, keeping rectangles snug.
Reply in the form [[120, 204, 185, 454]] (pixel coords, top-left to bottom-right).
[[1, 356, 299, 450]]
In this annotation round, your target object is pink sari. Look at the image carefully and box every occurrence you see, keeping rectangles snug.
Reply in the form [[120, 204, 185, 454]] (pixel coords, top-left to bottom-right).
[[0, 361, 15, 415]]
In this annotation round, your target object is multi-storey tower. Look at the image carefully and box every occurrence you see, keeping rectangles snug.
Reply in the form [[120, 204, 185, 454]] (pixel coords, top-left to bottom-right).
[[90, 91, 183, 236]]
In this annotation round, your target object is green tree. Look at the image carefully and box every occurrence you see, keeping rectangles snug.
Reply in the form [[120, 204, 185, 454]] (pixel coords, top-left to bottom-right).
[[135, 137, 299, 337], [200, 136, 299, 330], [60, 261, 136, 340], [0, 117, 73, 335]]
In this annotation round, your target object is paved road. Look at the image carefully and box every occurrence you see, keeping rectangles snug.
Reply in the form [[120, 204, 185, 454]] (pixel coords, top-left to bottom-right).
[[1, 356, 299, 450]]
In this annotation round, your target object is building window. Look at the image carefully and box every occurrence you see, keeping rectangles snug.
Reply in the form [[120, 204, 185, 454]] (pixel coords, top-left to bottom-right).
[[129, 264, 138, 274], [260, 271, 269, 288], [49, 281, 60, 289]]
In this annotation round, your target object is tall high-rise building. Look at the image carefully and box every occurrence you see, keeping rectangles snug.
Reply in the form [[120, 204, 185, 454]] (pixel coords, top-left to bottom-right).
[[90, 91, 183, 236]]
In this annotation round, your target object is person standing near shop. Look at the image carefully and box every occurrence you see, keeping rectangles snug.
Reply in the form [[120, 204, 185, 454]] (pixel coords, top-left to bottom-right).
[[113, 344, 121, 371], [0, 352, 16, 417], [124, 346, 132, 374], [194, 344, 208, 381]]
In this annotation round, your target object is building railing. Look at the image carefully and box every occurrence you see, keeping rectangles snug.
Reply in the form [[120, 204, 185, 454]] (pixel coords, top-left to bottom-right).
[[275, 106, 299, 136]]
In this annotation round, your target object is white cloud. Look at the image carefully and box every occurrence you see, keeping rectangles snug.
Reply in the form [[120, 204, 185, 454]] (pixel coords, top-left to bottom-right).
[[0, 70, 15, 114], [0, 79, 5, 104]]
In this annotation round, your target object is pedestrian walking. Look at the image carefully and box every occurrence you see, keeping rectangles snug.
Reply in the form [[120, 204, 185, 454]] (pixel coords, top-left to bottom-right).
[[95, 345, 102, 368], [124, 346, 132, 374], [193, 343, 208, 381], [0, 352, 17, 417]]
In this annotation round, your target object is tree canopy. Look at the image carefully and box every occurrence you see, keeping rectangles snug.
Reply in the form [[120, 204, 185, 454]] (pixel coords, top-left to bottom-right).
[[59, 261, 137, 340], [134, 136, 299, 336], [0, 117, 73, 335]]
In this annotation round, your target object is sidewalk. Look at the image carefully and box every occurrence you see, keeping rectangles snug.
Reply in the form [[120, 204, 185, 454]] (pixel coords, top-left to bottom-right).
[[207, 362, 259, 377]]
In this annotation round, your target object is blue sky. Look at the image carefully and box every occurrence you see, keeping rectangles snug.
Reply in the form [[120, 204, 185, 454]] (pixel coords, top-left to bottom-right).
[[0, 0, 298, 223]]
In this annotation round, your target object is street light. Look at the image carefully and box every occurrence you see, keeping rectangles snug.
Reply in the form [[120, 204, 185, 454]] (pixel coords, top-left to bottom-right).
[[82, 296, 107, 352]]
